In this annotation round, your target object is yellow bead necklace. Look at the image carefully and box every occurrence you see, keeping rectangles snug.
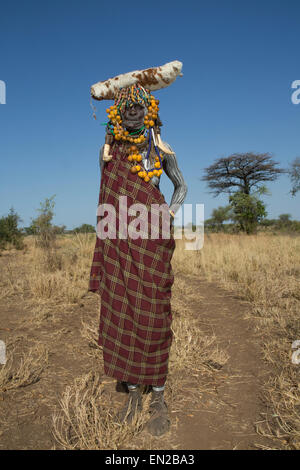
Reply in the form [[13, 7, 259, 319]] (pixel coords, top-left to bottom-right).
[[106, 96, 159, 144], [106, 96, 164, 183]]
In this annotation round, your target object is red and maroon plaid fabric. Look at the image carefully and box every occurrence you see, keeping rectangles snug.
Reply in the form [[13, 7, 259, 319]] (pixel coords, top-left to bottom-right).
[[88, 141, 175, 386]]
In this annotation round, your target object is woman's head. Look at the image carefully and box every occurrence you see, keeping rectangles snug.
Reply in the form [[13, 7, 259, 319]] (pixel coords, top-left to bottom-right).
[[107, 83, 161, 136], [121, 103, 146, 131], [114, 83, 151, 131]]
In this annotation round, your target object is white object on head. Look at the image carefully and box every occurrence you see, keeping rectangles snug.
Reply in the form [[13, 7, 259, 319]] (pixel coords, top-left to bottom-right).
[[91, 60, 183, 101]]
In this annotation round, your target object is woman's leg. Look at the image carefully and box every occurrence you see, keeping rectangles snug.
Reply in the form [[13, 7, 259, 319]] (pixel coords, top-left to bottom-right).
[[117, 382, 142, 423], [147, 383, 170, 436]]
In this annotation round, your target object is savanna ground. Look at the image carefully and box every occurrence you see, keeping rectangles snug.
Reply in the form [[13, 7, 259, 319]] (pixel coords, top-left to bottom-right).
[[0, 232, 299, 450]]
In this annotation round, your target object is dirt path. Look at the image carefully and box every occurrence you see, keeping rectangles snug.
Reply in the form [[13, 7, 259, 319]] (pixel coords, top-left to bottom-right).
[[0, 260, 273, 450], [174, 273, 271, 450]]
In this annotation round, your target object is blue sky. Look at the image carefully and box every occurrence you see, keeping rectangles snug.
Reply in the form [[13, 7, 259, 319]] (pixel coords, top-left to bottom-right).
[[0, 0, 299, 229]]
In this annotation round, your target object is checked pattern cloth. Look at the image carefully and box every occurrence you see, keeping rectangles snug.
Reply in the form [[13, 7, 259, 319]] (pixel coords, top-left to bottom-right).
[[89, 141, 175, 386]]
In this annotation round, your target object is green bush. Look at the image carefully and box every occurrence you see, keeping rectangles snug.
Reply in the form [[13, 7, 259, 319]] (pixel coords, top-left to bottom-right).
[[73, 224, 95, 234], [0, 208, 24, 252]]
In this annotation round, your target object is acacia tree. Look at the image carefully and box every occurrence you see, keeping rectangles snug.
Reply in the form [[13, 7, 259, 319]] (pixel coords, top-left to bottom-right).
[[289, 157, 300, 196], [202, 153, 284, 234], [202, 152, 284, 196]]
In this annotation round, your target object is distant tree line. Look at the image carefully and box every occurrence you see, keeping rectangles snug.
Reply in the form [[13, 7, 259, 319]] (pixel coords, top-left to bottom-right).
[[72, 224, 96, 234], [23, 197, 95, 238], [205, 211, 300, 233]]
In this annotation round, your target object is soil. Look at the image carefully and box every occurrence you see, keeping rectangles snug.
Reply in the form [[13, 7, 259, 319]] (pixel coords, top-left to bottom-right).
[[0, 255, 274, 450]]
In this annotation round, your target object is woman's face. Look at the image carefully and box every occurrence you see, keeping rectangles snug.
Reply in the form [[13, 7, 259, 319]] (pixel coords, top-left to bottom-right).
[[121, 103, 146, 131]]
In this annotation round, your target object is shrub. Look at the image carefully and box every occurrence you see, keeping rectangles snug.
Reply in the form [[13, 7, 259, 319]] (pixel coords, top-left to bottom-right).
[[0, 208, 24, 252]]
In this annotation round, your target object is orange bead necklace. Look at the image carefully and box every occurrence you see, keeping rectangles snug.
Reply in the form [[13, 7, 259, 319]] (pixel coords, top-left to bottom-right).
[[106, 96, 164, 183]]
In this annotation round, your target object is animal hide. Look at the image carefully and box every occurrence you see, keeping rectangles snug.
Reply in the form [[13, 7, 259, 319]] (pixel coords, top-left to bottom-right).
[[91, 60, 183, 101]]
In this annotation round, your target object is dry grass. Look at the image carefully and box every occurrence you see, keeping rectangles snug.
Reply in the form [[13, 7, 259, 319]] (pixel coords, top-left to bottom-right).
[[80, 318, 104, 361], [0, 342, 48, 393], [0, 234, 95, 306], [74, 295, 227, 437], [58, 245, 228, 449], [52, 371, 154, 450], [80, 318, 101, 350], [173, 232, 300, 449], [1, 232, 299, 449], [170, 315, 228, 373]]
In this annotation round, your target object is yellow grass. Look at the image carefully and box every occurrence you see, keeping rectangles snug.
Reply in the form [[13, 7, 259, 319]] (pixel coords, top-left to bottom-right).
[[0, 342, 48, 393], [173, 233, 300, 448], [1, 232, 299, 449], [1, 234, 95, 306], [52, 372, 153, 450]]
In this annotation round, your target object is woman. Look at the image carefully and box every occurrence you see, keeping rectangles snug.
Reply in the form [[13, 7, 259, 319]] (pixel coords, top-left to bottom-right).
[[89, 67, 187, 436]]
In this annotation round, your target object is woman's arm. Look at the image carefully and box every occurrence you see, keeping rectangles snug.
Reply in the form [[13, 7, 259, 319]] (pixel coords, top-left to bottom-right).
[[99, 146, 105, 175], [162, 142, 188, 215]]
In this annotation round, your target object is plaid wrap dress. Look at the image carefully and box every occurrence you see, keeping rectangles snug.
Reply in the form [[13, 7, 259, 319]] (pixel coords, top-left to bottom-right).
[[89, 141, 176, 386]]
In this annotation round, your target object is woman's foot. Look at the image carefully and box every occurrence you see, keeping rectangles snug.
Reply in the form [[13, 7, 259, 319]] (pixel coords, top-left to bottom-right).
[[146, 390, 170, 436], [117, 386, 142, 424]]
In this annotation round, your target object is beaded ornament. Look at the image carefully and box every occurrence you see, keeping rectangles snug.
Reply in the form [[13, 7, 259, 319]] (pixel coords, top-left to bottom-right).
[[105, 84, 164, 183]]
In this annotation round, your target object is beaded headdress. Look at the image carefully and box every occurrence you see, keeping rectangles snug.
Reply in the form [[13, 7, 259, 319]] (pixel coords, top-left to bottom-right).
[[114, 84, 151, 113]]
